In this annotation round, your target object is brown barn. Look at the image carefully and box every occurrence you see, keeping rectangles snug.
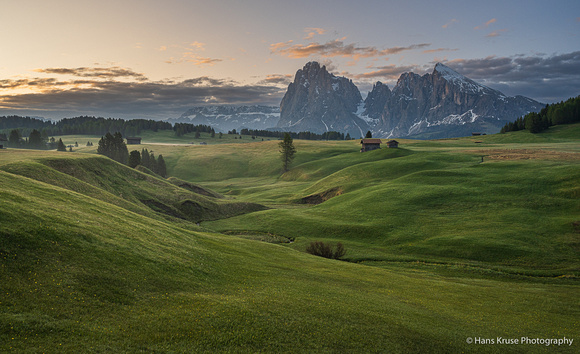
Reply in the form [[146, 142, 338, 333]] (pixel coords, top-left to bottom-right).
[[386, 140, 399, 148], [126, 137, 142, 145], [360, 138, 382, 152]]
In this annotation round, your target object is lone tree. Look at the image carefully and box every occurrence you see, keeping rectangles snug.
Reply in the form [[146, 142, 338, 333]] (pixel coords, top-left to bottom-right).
[[57, 138, 67, 151], [365, 130, 373, 138], [279, 133, 296, 172]]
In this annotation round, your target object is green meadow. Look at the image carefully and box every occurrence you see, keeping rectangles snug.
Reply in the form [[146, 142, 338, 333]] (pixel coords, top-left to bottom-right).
[[1, 125, 579, 352]]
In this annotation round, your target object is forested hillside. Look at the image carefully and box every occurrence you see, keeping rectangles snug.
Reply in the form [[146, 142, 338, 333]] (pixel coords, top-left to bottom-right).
[[501, 95, 580, 133]]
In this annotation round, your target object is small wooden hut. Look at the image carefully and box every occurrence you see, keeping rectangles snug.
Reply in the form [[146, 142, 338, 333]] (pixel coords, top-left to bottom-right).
[[126, 137, 142, 145], [360, 138, 382, 152]]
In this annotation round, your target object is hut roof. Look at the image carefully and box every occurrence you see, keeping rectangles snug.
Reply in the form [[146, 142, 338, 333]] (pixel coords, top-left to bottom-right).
[[360, 139, 382, 144]]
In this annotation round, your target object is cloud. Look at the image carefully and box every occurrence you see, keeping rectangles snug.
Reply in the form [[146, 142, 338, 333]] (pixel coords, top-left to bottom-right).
[[256, 74, 293, 86], [270, 39, 430, 61], [474, 18, 496, 30], [0, 67, 284, 119], [34, 67, 148, 81], [422, 48, 459, 54], [486, 29, 508, 38], [439, 51, 580, 103], [442, 19, 458, 28], [181, 77, 234, 86], [350, 64, 423, 81], [190, 41, 206, 50], [166, 54, 223, 66], [186, 55, 223, 66], [161, 42, 222, 66], [304, 27, 326, 40]]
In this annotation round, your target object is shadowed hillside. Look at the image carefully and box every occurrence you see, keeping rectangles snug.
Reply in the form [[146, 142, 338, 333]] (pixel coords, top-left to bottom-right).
[[0, 153, 266, 224]]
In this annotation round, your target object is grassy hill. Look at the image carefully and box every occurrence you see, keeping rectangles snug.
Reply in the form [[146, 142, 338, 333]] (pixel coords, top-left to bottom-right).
[[1, 124, 579, 352], [157, 124, 579, 278]]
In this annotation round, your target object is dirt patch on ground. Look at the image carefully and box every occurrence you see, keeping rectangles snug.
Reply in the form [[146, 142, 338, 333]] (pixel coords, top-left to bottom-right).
[[300, 187, 343, 205], [466, 149, 580, 161]]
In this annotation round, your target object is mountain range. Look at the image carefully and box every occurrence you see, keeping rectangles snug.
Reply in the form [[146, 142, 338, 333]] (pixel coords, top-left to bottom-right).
[[174, 62, 544, 139], [168, 105, 280, 133]]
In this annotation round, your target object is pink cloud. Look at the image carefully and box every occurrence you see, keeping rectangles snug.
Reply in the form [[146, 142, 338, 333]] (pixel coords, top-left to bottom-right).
[[270, 39, 429, 61], [304, 27, 326, 40], [486, 29, 508, 38], [475, 18, 497, 30], [442, 19, 458, 29]]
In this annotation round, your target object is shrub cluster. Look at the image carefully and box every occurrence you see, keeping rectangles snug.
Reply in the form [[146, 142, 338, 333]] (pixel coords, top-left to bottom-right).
[[305, 241, 346, 259]]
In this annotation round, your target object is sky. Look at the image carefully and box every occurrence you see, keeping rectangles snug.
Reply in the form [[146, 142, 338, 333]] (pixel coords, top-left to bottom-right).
[[1, 0, 579, 120]]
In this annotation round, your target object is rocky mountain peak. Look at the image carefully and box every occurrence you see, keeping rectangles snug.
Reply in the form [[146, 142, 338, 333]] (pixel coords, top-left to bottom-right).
[[363, 81, 391, 117], [362, 62, 543, 138], [433, 62, 463, 80], [303, 61, 323, 72], [432, 62, 500, 96], [277, 62, 367, 137]]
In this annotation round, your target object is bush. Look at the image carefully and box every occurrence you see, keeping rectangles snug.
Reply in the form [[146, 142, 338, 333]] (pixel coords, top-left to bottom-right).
[[305, 241, 346, 259]]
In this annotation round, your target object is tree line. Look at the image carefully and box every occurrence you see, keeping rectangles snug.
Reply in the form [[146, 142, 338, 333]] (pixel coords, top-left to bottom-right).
[[2, 128, 73, 151], [173, 123, 215, 137], [238, 128, 350, 141], [1, 114, 361, 142], [501, 96, 580, 134], [0, 115, 172, 137]]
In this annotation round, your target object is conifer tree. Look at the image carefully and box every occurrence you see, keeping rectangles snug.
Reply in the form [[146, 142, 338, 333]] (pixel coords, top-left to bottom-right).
[[141, 148, 150, 168], [149, 151, 158, 173], [28, 129, 44, 149], [57, 138, 67, 151], [157, 154, 167, 177], [97, 132, 129, 164], [279, 133, 296, 173], [8, 129, 20, 147], [128, 150, 141, 168]]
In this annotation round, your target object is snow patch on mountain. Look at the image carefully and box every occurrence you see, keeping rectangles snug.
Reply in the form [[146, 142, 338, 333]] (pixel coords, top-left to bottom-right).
[[434, 63, 503, 96]]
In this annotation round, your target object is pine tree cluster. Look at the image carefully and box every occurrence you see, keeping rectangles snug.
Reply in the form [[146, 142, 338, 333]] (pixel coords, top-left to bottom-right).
[[501, 96, 580, 134], [97, 132, 129, 164], [173, 123, 214, 137], [132, 148, 167, 177]]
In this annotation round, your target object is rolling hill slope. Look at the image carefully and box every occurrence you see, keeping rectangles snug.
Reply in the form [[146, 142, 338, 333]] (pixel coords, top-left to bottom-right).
[[1, 125, 579, 352]]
